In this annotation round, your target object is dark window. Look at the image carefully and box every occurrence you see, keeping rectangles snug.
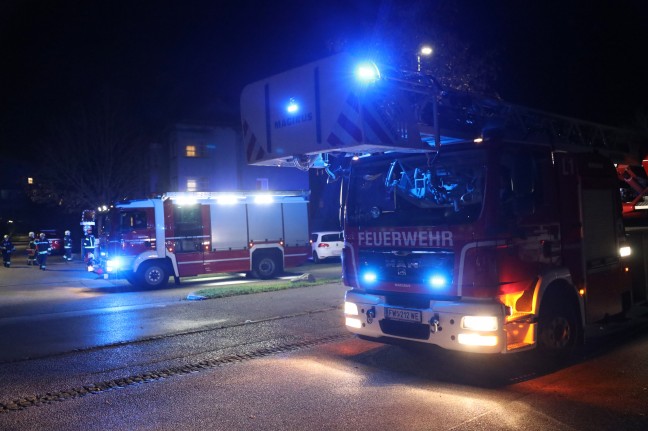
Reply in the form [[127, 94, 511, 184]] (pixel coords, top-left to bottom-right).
[[173, 205, 203, 252], [119, 211, 147, 232]]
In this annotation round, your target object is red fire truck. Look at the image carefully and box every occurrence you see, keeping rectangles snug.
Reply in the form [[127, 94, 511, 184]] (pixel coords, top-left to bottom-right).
[[240, 52, 648, 356], [95, 190, 310, 288]]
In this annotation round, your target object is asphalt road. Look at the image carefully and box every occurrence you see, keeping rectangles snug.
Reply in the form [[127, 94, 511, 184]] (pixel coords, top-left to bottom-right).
[[1, 256, 647, 430], [0, 254, 342, 362]]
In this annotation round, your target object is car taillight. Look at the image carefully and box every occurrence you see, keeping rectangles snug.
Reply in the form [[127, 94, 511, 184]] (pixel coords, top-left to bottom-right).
[[318, 243, 330, 248]]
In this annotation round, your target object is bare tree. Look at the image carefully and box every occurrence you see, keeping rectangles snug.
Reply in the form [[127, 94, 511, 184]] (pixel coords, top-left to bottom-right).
[[30, 92, 147, 212]]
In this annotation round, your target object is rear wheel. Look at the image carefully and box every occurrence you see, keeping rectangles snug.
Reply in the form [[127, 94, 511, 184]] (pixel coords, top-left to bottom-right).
[[138, 261, 169, 288], [253, 254, 279, 279], [312, 250, 321, 263]]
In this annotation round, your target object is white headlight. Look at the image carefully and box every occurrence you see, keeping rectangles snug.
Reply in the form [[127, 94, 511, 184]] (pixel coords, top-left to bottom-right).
[[462, 315, 498, 332], [344, 301, 359, 316], [457, 333, 498, 347], [106, 257, 122, 272]]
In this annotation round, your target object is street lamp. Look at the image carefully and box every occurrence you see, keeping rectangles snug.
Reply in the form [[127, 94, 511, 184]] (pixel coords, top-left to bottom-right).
[[417, 45, 433, 72]]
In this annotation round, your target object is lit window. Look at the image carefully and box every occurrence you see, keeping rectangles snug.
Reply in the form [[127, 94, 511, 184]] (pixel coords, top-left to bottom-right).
[[185, 145, 197, 157], [27, 177, 34, 185], [187, 179, 197, 192]]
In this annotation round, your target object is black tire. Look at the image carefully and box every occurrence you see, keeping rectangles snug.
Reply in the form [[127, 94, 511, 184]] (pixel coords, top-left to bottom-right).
[[138, 261, 169, 288], [313, 250, 321, 264], [253, 254, 279, 279], [537, 295, 578, 360]]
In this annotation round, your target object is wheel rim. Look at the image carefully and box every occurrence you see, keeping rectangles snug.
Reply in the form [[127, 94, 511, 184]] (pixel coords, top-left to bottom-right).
[[257, 258, 276, 277], [145, 267, 164, 285], [541, 315, 572, 350]]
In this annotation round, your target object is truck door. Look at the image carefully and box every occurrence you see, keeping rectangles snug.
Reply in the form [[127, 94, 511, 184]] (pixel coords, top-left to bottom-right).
[[117, 209, 154, 255], [555, 153, 630, 323], [580, 187, 627, 321], [171, 203, 209, 277]]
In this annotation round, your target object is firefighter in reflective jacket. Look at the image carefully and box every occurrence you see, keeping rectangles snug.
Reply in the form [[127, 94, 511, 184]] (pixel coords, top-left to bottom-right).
[[35, 232, 51, 270], [27, 232, 37, 266], [63, 230, 73, 261], [1, 234, 15, 267], [83, 229, 96, 270]]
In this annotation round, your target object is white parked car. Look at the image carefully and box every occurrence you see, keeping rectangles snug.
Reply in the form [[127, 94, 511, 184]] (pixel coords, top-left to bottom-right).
[[310, 231, 344, 263]]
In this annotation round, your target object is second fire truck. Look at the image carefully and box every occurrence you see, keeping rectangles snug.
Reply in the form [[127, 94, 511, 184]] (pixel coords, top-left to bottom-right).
[[95, 190, 310, 288]]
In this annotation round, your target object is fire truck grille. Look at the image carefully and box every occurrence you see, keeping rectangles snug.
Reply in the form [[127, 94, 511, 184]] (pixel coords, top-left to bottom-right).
[[379, 320, 431, 340], [359, 249, 454, 285]]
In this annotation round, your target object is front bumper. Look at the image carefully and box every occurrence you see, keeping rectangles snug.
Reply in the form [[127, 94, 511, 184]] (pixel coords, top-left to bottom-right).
[[344, 290, 508, 354]]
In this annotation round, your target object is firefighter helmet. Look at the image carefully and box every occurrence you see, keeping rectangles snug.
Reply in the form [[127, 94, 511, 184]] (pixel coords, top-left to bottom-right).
[[29, 232, 35, 238], [65, 230, 71, 236]]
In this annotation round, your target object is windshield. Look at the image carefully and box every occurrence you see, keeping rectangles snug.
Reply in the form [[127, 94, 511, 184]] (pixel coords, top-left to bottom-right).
[[101, 209, 148, 235], [346, 151, 485, 227]]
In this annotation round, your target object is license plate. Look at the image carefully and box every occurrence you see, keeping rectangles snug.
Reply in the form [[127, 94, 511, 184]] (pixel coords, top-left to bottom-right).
[[385, 307, 422, 323]]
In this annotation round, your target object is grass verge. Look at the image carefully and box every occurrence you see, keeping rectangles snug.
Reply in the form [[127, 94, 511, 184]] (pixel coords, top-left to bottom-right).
[[193, 277, 341, 299]]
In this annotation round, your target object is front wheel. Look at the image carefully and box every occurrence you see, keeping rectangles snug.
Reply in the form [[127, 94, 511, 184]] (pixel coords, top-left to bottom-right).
[[312, 251, 321, 264], [138, 261, 169, 288], [537, 296, 579, 360]]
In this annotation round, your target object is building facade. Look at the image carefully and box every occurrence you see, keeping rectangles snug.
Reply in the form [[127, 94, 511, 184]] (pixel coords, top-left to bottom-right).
[[160, 123, 308, 194]]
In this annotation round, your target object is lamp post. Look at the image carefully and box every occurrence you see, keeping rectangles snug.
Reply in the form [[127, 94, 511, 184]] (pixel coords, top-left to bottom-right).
[[417, 45, 433, 72]]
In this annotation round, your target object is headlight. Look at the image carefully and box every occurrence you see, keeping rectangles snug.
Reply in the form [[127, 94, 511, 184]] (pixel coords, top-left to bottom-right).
[[457, 333, 498, 347], [344, 301, 359, 315], [461, 315, 498, 332], [106, 257, 123, 272], [619, 246, 631, 257], [459, 316, 499, 347]]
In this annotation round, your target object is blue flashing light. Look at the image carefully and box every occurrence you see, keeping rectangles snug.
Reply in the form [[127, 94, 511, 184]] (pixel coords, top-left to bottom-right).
[[362, 270, 378, 283], [429, 274, 448, 289], [106, 256, 123, 273], [286, 98, 299, 114], [355, 62, 380, 83]]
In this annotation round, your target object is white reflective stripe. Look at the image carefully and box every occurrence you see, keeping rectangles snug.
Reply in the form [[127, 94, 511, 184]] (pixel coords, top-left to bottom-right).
[[203, 257, 249, 264], [177, 260, 203, 265]]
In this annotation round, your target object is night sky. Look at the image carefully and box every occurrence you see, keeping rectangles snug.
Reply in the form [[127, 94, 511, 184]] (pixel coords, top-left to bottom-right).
[[2, 0, 647, 161]]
